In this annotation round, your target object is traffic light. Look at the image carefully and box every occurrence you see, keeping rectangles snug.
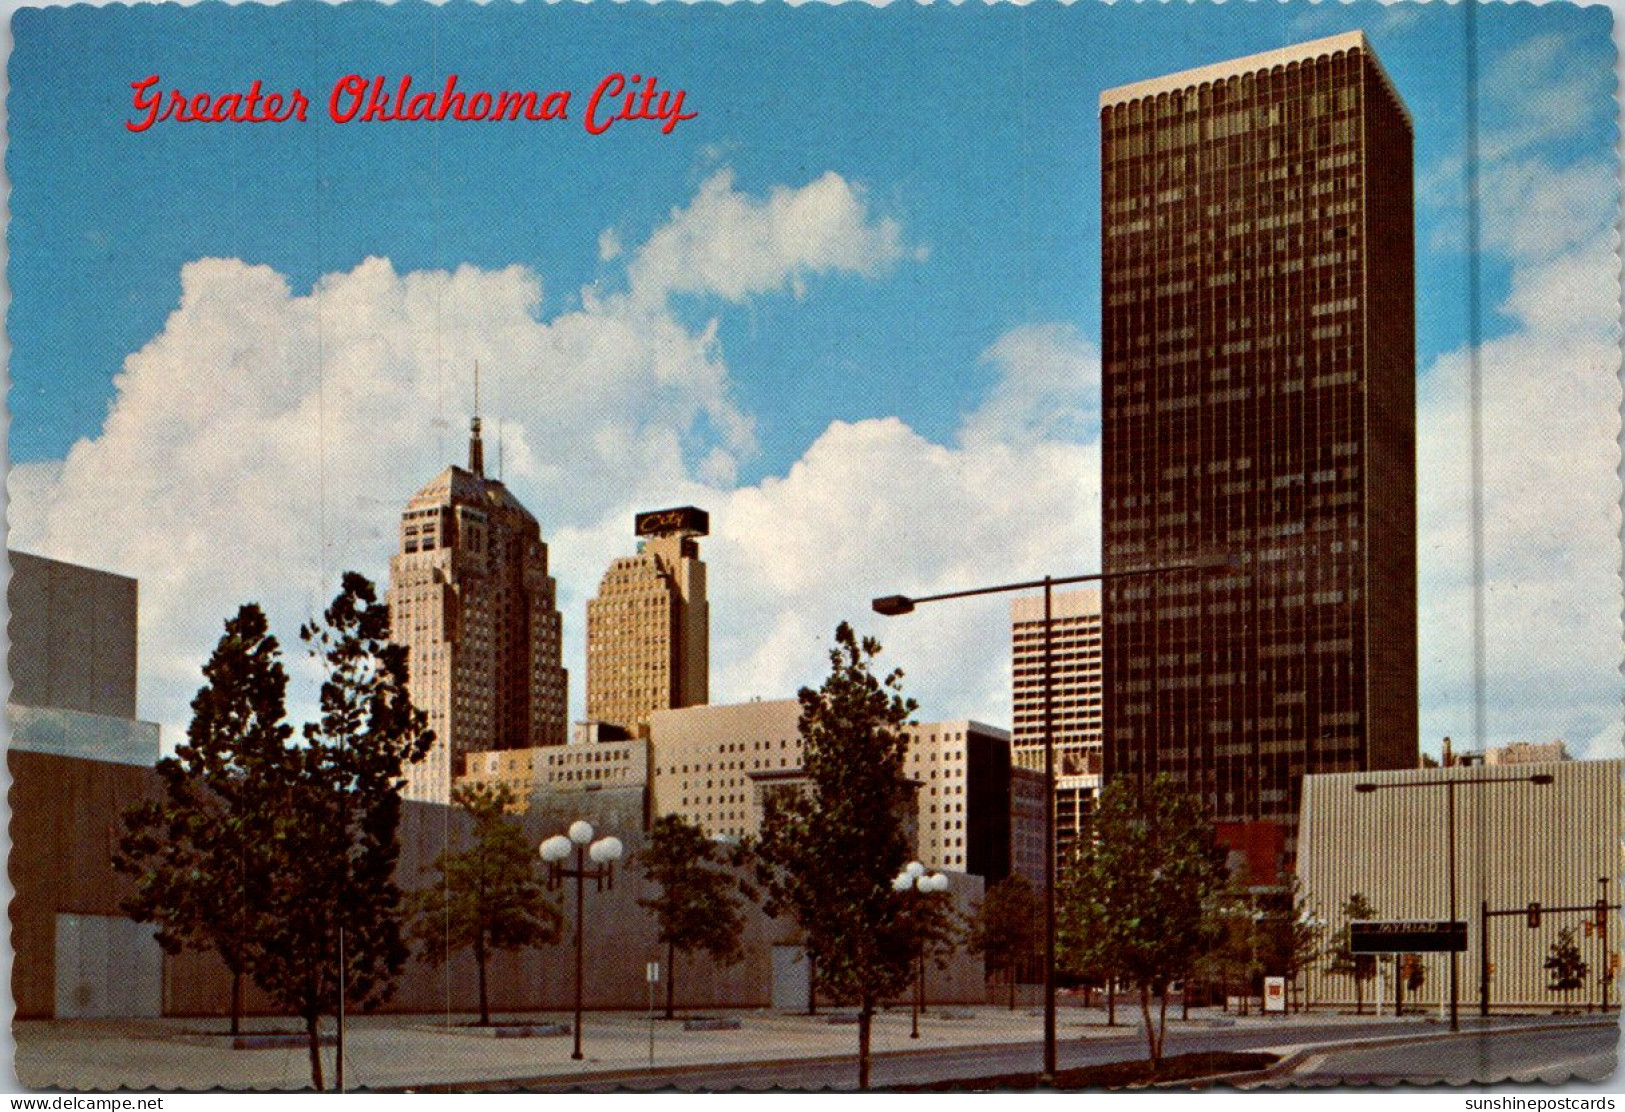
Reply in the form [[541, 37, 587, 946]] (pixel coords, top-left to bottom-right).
[[1527, 902, 1541, 929]]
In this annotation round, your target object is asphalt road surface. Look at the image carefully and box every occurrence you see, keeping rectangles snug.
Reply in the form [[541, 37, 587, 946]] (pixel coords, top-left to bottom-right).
[[437, 1018, 1611, 1091], [1293, 1023, 1618, 1085]]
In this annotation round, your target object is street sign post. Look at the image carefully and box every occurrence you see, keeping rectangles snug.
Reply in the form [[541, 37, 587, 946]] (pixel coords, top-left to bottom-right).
[[1351, 919, 1468, 954], [646, 961, 660, 1066]]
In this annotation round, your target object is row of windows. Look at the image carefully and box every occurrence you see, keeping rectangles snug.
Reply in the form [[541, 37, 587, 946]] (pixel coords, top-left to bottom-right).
[[1104, 64, 1362, 128]]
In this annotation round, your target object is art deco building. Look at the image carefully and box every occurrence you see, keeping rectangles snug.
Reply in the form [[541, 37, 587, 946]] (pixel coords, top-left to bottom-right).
[[1011, 587, 1103, 872], [387, 416, 568, 803], [1099, 32, 1418, 861], [585, 507, 709, 734]]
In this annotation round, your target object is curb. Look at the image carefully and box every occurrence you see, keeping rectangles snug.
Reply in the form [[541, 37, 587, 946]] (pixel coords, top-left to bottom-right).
[[1181, 1019, 1620, 1089]]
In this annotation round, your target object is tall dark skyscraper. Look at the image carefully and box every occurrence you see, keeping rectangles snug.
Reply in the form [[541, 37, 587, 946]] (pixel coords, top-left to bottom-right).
[[1100, 31, 1418, 861]]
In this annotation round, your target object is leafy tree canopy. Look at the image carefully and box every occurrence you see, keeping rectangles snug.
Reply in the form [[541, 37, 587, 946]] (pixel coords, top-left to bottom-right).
[[251, 573, 433, 1088], [639, 813, 756, 1017], [970, 874, 1043, 984], [1060, 775, 1226, 1066], [410, 782, 561, 1025], [1545, 926, 1589, 994], [752, 622, 919, 1088], [115, 604, 292, 1031]]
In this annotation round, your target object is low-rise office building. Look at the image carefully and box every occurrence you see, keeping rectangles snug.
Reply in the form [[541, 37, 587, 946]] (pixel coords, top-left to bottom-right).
[[1297, 758, 1622, 1012], [648, 700, 1036, 884], [457, 721, 650, 826]]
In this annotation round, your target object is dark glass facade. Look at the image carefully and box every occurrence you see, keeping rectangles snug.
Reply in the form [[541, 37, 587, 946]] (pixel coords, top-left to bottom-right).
[[1100, 34, 1418, 850]]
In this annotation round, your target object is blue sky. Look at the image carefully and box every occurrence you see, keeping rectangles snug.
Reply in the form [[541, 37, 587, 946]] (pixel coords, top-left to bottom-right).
[[8, 0, 1620, 762]]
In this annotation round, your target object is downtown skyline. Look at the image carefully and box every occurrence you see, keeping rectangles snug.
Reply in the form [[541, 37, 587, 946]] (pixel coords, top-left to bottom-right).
[[6, 2, 1619, 765]]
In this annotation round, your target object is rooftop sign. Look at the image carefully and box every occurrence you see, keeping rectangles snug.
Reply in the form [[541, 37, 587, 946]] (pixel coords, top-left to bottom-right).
[[635, 506, 710, 538]]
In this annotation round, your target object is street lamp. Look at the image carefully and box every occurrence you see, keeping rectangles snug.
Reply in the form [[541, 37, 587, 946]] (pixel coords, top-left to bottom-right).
[[872, 553, 1229, 1080], [1352, 770, 1553, 1031], [540, 820, 624, 1060], [893, 862, 949, 1039]]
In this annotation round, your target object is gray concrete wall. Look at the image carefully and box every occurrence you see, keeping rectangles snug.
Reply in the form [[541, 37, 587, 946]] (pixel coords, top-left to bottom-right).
[[14, 750, 989, 1020], [55, 914, 162, 1018], [8, 550, 139, 720]]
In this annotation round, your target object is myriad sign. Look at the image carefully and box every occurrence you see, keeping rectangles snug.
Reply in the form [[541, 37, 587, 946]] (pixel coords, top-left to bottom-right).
[[1350, 919, 1468, 954]]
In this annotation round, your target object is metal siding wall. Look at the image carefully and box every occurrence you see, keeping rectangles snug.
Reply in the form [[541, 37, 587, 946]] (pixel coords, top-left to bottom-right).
[[1299, 761, 1622, 1010]]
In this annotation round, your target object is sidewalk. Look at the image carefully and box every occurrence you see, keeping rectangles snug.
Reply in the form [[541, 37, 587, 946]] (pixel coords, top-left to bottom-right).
[[9, 1005, 1554, 1092]]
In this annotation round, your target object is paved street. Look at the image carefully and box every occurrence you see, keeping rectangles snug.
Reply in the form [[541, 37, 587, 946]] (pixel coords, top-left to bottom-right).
[[1286, 1022, 1619, 1086], [491, 1016, 1618, 1091], [13, 1005, 1616, 1091]]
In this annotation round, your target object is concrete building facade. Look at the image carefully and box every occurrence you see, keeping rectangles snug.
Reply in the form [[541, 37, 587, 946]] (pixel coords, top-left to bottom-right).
[[649, 699, 803, 841], [9, 550, 139, 720], [585, 507, 710, 735], [1011, 587, 1103, 872], [386, 417, 568, 803], [7, 550, 160, 767], [648, 700, 1032, 884], [7, 553, 164, 1016], [1297, 760, 1622, 1012], [457, 722, 650, 824], [1099, 32, 1418, 856], [907, 720, 1017, 881]]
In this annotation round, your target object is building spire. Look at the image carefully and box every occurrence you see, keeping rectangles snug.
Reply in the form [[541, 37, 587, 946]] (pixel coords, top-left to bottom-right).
[[469, 361, 485, 476]]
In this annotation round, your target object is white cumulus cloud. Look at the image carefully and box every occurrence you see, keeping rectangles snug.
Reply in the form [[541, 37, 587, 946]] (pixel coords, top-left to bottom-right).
[[7, 170, 920, 741], [1416, 217, 1622, 759], [626, 169, 908, 308]]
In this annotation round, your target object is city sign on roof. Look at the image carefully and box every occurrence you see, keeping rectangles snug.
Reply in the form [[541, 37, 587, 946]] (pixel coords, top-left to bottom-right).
[[635, 506, 710, 538]]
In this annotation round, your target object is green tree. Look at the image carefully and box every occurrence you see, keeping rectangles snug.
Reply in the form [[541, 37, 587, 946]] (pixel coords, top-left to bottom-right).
[[1058, 842, 1126, 1026], [753, 622, 918, 1090], [1191, 868, 1261, 1015], [1324, 893, 1379, 1015], [1545, 926, 1589, 1009], [409, 782, 561, 1026], [115, 604, 293, 1036], [968, 874, 1043, 1010], [1058, 776, 1225, 1070], [895, 870, 964, 1015], [1253, 877, 1324, 1013], [638, 814, 755, 1019], [252, 573, 433, 1090], [1404, 952, 1427, 994]]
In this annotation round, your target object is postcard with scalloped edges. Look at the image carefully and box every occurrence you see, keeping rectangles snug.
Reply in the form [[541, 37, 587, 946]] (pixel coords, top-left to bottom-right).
[[7, 0, 1620, 1096]]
